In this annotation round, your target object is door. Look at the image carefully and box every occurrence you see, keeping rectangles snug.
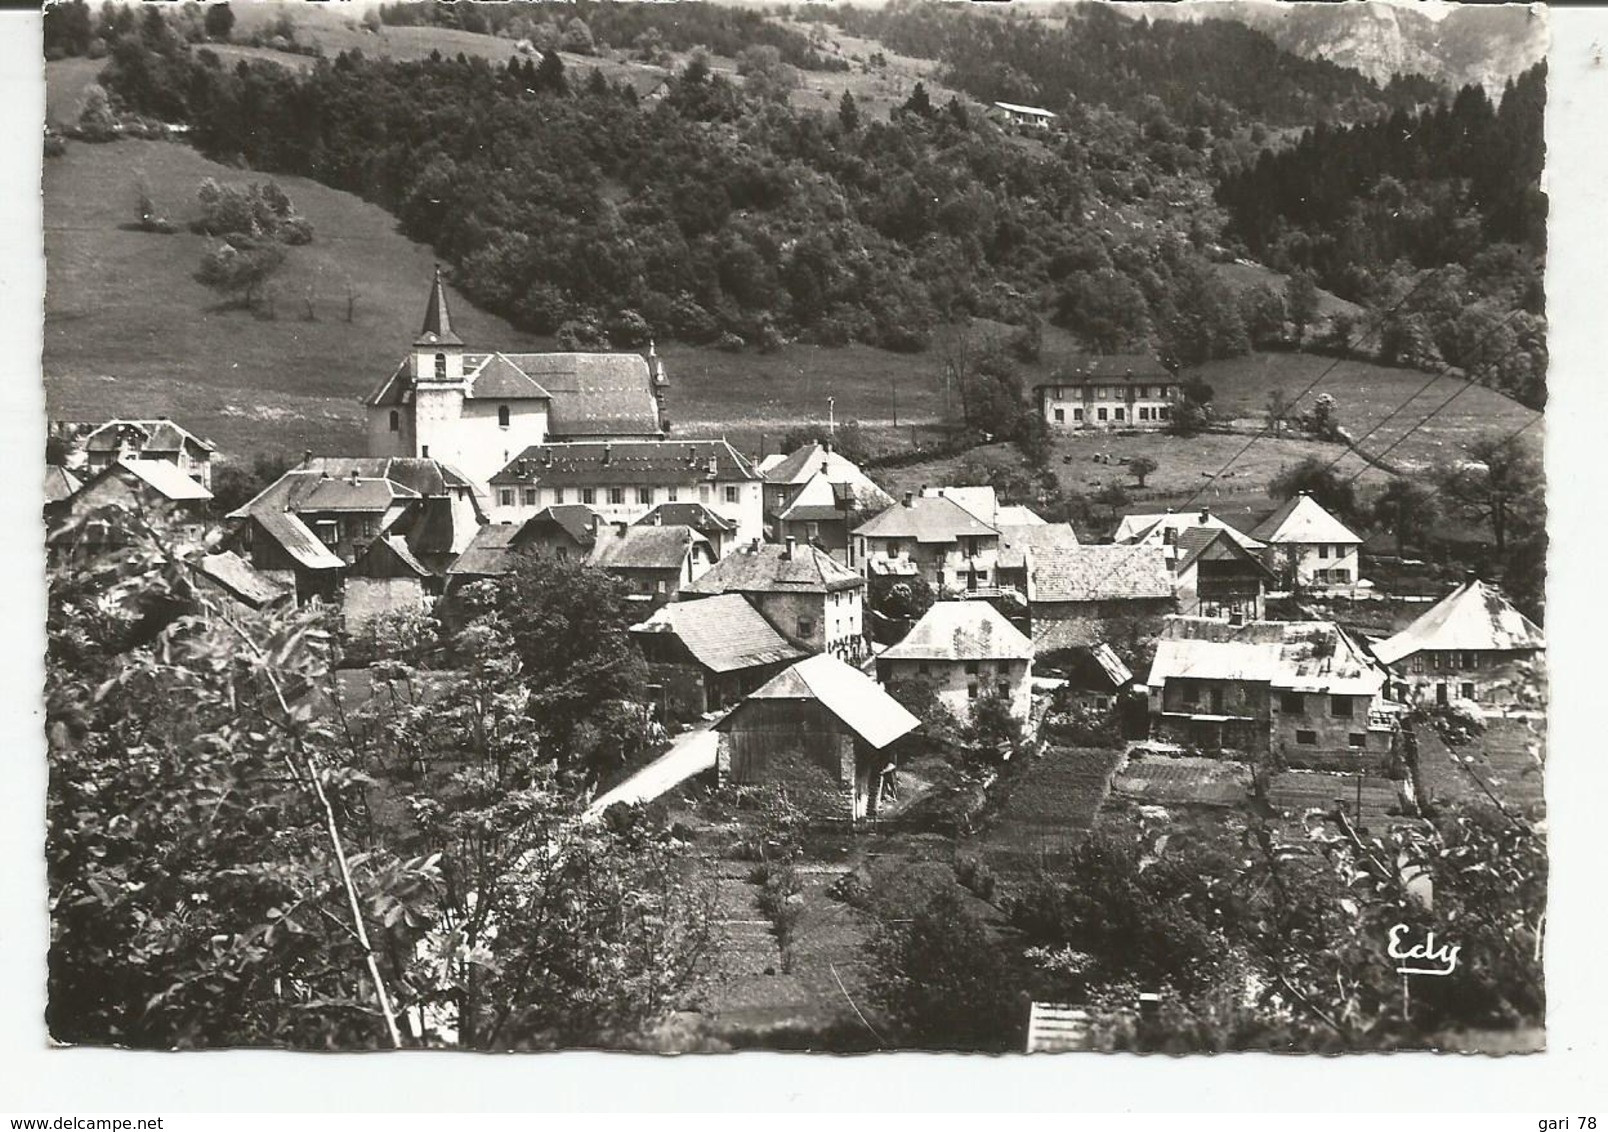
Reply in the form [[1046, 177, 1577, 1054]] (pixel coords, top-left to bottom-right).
[[1436, 682, 1448, 707], [1209, 687, 1224, 715]]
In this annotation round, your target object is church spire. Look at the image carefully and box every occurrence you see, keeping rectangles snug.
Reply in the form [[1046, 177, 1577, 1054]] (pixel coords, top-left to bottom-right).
[[415, 264, 464, 347]]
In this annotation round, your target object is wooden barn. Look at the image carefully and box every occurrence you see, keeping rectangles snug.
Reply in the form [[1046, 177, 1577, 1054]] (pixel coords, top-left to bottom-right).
[[714, 654, 919, 821]]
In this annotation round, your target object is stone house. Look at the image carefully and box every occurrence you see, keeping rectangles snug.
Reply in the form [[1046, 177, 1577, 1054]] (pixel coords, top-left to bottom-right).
[[64, 417, 216, 490], [853, 491, 1002, 594], [680, 536, 867, 661], [995, 521, 1082, 597], [714, 654, 920, 821], [1034, 355, 1178, 431], [762, 441, 894, 561], [1146, 616, 1397, 768], [1371, 578, 1545, 713], [876, 600, 1035, 723], [636, 501, 737, 560], [586, 521, 715, 613], [630, 592, 808, 718], [1113, 507, 1265, 567], [47, 455, 214, 561], [1026, 543, 1175, 658]]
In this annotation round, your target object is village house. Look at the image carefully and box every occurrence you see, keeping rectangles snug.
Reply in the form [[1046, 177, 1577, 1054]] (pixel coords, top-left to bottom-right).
[[1171, 526, 1275, 622], [1146, 615, 1397, 767], [189, 550, 294, 616], [680, 536, 867, 661], [636, 501, 737, 560], [995, 520, 1082, 596], [586, 521, 715, 612], [485, 439, 764, 545], [47, 455, 214, 560], [761, 440, 894, 559], [1034, 355, 1178, 432], [365, 268, 668, 487], [226, 457, 485, 604], [630, 592, 808, 718], [876, 601, 1035, 723], [991, 100, 1057, 129], [55, 417, 216, 490], [714, 653, 920, 822], [1113, 506, 1265, 566], [1371, 578, 1545, 713], [1025, 543, 1175, 653], [1034, 637, 1135, 717], [442, 505, 607, 591], [853, 491, 1002, 594], [1249, 492, 1365, 589]]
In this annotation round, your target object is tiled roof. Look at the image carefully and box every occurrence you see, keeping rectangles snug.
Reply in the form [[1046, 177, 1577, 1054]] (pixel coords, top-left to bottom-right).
[[995, 505, 1046, 527], [465, 353, 552, 400], [105, 457, 213, 502], [1146, 616, 1384, 696], [722, 654, 919, 750], [1034, 354, 1170, 385], [636, 502, 734, 535], [228, 459, 478, 521], [630, 593, 806, 674], [44, 465, 81, 504], [352, 534, 433, 579], [1250, 493, 1362, 545], [764, 444, 894, 508], [491, 440, 757, 488], [1113, 509, 1265, 553], [518, 504, 602, 549], [1173, 526, 1273, 575], [415, 266, 464, 347], [854, 495, 999, 542], [251, 510, 344, 571], [682, 540, 864, 596], [1029, 544, 1172, 603], [997, 522, 1080, 571], [1373, 579, 1545, 666], [502, 353, 661, 437], [881, 600, 1034, 662], [298, 476, 420, 513], [920, 485, 998, 526], [447, 523, 522, 577], [193, 550, 290, 608], [82, 418, 215, 455], [587, 524, 707, 571]]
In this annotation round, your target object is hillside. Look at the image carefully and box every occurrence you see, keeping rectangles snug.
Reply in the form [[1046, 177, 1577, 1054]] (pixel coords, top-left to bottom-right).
[[1127, 1, 1548, 94]]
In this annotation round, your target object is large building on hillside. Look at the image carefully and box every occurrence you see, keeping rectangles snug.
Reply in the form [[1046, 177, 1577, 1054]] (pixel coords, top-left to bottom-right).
[[365, 268, 668, 487], [1371, 578, 1545, 713], [1034, 355, 1178, 432]]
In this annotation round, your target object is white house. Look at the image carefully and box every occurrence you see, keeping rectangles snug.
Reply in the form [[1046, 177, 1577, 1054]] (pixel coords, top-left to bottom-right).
[[1113, 507, 1264, 566], [876, 600, 1035, 724], [853, 492, 1001, 593], [365, 268, 668, 488], [1034, 355, 1178, 431], [1249, 493, 1364, 589]]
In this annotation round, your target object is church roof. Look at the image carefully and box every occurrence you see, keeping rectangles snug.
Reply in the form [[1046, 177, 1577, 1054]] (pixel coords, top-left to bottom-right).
[[499, 353, 663, 436], [414, 265, 464, 347]]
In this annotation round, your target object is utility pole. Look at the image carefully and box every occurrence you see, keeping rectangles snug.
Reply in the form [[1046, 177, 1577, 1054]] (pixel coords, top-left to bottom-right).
[[891, 375, 899, 428], [828, 396, 835, 438]]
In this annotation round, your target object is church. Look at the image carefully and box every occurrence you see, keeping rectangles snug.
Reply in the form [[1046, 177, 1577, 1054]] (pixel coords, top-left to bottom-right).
[[365, 268, 670, 488]]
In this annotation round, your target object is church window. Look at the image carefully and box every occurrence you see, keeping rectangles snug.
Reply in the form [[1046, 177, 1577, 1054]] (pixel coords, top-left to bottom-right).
[[498, 405, 511, 428], [434, 353, 447, 380]]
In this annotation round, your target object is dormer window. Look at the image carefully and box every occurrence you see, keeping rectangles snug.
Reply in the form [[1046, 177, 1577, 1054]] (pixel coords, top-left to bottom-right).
[[498, 404, 511, 428], [434, 353, 447, 380], [389, 410, 400, 432]]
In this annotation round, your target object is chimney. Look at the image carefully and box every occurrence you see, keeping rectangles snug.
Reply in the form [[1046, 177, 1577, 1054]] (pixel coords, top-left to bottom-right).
[[1199, 507, 1210, 524], [903, 492, 914, 508], [821, 460, 830, 475], [707, 453, 719, 477], [302, 449, 313, 468], [784, 536, 796, 561], [750, 537, 760, 554], [823, 439, 832, 454], [349, 468, 361, 486], [652, 510, 662, 525], [541, 449, 552, 468], [603, 443, 612, 466]]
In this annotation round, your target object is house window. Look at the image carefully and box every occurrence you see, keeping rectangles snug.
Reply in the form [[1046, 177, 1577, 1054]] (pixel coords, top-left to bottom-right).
[[667, 486, 678, 502], [1114, 407, 1125, 421], [421, 445, 430, 457], [499, 489, 515, 507], [887, 542, 901, 558], [965, 661, 979, 675], [637, 486, 652, 505], [555, 546, 568, 560], [1411, 655, 1425, 673], [1461, 652, 1478, 669], [1348, 733, 1367, 749], [807, 521, 820, 539], [1280, 692, 1304, 714], [498, 405, 511, 428], [1054, 409, 1066, 423], [656, 579, 667, 594], [1331, 569, 1350, 584], [1331, 697, 1353, 718], [608, 487, 625, 505], [918, 662, 930, 676], [434, 353, 447, 379], [1461, 682, 1477, 701], [523, 489, 537, 507], [1073, 408, 1084, 421], [967, 683, 979, 700], [1318, 545, 1330, 559], [1095, 696, 1111, 711], [553, 488, 565, 505], [699, 486, 710, 502], [1097, 408, 1108, 422], [388, 410, 400, 432], [1295, 730, 1317, 745], [997, 681, 1010, 698], [725, 486, 739, 503], [797, 617, 815, 639], [1137, 407, 1149, 421], [582, 488, 596, 505], [1157, 406, 1170, 420]]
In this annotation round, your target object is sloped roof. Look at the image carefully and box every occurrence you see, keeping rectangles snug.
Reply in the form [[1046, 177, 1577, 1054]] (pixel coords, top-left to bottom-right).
[[415, 266, 464, 347], [352, 534, 433, 579], [630, 593, 807, 674], [921, 485, 998, 526], [994, 101, 1056, 118], [447, 523, 522, 577], [82, 418, 215, 455], [251, 510, 344, 571], [1113, 509, 1265, 552], [1373, 579, 1545, 666], [228, 459, 479, 520], [882, 601, 1034, 662], [997, 522, 1080, 571], [722, 654, 920, 750], [588, 524, 708, 571], [682, 540, 864, 596], [44, 465, 81, 504], [636, 501, 735, 536], [855, 495, 999, 542], [1029, 544, 1172, 603], [1147, 616, 1384, 696], [518, 504, 602, 549], [106, 456, 213, 502], [1088, 642, 1134, 688], [491, 440, 757, 487], [1036, 354, 1170, 384], [995, 505, 1046, 527], [193, 550, 290, 608], [1173, 526, 1274, 576], [465, 353, 552, 401], [502, 353, 661, 437], [764, 443, 895, 509], [1250, 493, 1362, 545], [298, 476, 420, 513]]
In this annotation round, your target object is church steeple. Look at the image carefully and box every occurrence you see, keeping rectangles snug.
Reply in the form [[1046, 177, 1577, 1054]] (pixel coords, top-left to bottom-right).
[[414, 264, 464, 347]]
